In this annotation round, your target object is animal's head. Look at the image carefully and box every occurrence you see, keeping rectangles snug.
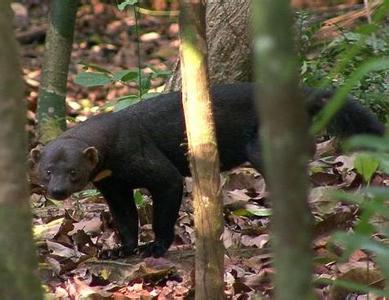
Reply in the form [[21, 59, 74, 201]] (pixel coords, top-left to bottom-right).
[[31, 139, 99, 200]]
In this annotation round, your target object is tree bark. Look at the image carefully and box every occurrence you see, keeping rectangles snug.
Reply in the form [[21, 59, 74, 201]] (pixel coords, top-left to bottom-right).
[[37, 0, 78, 143], [179, 1, 224, 299], [253, 1, 314, 300], [166, 0, 251, 92], [0, 2, 43, 300]]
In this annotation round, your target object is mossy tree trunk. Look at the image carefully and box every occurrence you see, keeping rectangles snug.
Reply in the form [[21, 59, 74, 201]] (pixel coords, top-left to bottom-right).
[[253, 1, 314, 300], [179, 1, 224, 299], [37, 0, 78, 143], [0, 2, 43, 300]]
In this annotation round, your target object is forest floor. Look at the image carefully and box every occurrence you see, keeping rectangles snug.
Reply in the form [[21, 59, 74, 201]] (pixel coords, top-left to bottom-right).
[[14, 1, 388, 299]]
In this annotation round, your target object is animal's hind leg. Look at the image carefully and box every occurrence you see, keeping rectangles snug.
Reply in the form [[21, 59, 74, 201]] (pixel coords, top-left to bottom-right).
[[246, 139, 263, 172], [139, 148, 184, 258]]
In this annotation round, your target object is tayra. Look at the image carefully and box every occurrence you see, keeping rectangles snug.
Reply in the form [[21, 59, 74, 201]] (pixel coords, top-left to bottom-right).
[[31, 82, 384, 258]]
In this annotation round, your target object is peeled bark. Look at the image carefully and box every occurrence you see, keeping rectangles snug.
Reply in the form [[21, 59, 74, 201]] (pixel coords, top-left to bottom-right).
[[166, 0, 251, 91], [253, 1, 314, 300], [179, 1, 224, 299], [0, 2, 43, 299], [37, 0, 78, 143]]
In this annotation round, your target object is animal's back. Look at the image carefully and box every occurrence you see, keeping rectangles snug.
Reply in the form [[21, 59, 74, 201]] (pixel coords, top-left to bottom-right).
[[54, 83, 257, 176], [122, 83, 257, 174]]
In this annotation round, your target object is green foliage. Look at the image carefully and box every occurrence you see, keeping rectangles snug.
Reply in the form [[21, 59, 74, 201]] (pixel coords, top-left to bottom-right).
[[74, 72, 112, 87], [134, 190, 145, 207], [74, 65, 171, 111], [317, 277, 387, 297], [113, 95, 141, 111], [295, 11, 319, 57], [112, 69, 139, 82], [310, 57, 389, 134], [354, 153, 379, 183], [345, 134, 389, 152], [76, 0, 172, 112], [73, 189, 101, 199], [299, 7, 389, 122], [233, 207, 272, 217], [345, 134, 389, 173], [327, 133, 389, 294], [330, 187, 389, 294], [118, 0, 138, 11]]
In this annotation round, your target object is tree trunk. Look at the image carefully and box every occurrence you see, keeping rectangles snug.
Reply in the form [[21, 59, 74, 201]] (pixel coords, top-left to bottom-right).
[[166, 0, 251, 91], [179, 1, 224, 299], [0, 2, 43, 300], [37, 0, 78, 144], [253, 1, 314, 300]]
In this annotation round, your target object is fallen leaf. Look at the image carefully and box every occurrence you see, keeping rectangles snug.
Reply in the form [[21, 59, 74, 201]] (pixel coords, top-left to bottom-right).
[[241, 234, 269, 248]]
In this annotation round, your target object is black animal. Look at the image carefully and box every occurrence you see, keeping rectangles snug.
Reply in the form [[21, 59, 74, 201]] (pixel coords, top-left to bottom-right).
[[31, 83, 384, 258]]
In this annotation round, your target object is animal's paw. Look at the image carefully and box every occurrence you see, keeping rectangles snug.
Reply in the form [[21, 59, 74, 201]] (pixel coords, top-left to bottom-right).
[[98, 244, 137, 259], [139, 240, 171, 258]]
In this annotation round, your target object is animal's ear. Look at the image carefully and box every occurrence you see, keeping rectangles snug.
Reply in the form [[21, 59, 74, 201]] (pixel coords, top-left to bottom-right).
[[30, 148, 41, 164], [83, 147, 99, 167]]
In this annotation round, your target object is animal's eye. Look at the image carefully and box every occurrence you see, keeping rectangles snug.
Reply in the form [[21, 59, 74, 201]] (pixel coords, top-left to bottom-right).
[[46, 170, 51, 176], [69, 169, 76, 176]]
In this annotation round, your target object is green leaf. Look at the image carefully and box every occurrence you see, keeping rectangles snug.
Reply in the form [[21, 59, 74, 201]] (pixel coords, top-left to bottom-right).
[[151, 70, 172, 79], [73, 189, 101, 199], [311, 57, 389, 135], [115, 94, 139, 102], [114, 96, 141, 111], [142, 92, 160, 99], [112, 69, 139, 82], [246, 207, 272, 217], [232, 208, 251, 217], [78, 62, 112, 74], [140, 74, 152, 95], [134, 190, 145, 206], [118, 0, 138, 11], [363, 187, 389, 201], [354, 153, 379, 183], [344, 135, 389, 152], [350, 237, 389, 280], [331, 190, 365, 204], [149, 66, 172, 79], [334, 232, 389, 261], [343, 134, 389, 173], [233, 207, 272, 217], [374, 153, 389, 173], [315, 278, 387, 297], [74, 72, 112, 87], [332, 188, 389, 219], [355, 213, 375, 235]]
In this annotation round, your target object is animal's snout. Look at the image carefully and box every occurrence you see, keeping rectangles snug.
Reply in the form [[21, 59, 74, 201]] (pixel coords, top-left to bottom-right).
[[49, 188, 69, 200]]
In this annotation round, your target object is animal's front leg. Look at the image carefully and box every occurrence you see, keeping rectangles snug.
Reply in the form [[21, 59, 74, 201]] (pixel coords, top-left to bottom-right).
[[142, 178, 183, 258], [94, 178, 138, 258]]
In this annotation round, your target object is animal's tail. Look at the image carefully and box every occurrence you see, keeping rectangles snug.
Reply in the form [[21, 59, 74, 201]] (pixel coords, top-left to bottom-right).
[[304, 88, 385, 137]]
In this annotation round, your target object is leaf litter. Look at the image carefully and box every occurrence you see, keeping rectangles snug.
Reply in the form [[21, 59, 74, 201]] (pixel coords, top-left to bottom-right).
[[18, 1, 388, 298]]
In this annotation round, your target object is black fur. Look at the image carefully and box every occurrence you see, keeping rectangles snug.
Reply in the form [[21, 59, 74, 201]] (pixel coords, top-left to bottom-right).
[[33, 82, 384, 258]]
